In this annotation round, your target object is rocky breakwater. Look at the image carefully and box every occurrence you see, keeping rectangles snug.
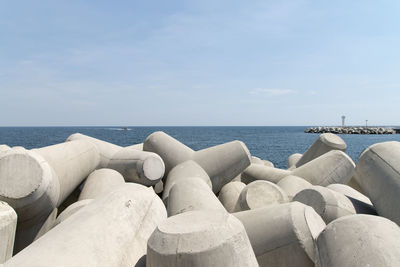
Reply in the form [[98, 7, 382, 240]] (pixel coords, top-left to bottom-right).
[[1, 132, 400, 266], [305, 126, 396, 134]]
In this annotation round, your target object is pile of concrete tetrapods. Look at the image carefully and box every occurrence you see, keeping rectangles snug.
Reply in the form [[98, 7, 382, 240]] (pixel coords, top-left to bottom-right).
[[1, 131, 400, 266]]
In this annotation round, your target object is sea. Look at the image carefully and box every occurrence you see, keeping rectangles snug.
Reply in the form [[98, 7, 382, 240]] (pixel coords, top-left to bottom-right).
[[1, 126, 400, 169]]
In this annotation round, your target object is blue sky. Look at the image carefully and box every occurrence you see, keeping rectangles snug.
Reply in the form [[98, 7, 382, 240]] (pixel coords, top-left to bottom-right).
[[1, 0, 399, 126]]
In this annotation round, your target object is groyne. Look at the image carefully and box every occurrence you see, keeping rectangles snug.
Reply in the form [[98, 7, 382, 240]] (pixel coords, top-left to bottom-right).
[[305, 126, 398, 134]]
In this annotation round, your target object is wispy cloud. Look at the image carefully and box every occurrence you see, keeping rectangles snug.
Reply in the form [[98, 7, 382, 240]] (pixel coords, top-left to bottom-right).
[[249, 88, 295, 96]]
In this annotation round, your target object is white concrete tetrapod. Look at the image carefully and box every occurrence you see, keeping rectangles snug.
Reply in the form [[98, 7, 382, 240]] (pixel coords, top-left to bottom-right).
[[143, 131, 251, 193], [251, 156, 264, 165], [316, 215, 400, 266], [33, 208, 57, 241], [5, 183, 167, 267], [326, 183, 373, 206], [277, 175, 312, 200], [241, 164, 291, 184], [234, 202, 326, 267], [67, 133, 165, 186], [286, 153, 302, 169], [0, 140, 99, 252], [127, 143, 143, 150], [263, 160, 274, 168], [238, 180, 289, 211], [354, 141, 400, 224], [162, 160, 212, 203], [78, 168, 125, 201], [218, 181, 246, 212], [167, 177, 225, 217], [295, 133, 346, 168], [293, 186, 376, 224], [147, 210, 258, 267], [0, 201, 17, 264], [0, 145, 11, 155], [53, 199, 94, 227]]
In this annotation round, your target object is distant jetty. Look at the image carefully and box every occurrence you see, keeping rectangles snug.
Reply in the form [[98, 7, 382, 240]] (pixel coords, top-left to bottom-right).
[[305, 126, 399, 134]]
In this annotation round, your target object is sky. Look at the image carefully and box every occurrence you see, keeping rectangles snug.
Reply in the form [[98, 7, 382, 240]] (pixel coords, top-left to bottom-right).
[[1, 0, 400, 126]]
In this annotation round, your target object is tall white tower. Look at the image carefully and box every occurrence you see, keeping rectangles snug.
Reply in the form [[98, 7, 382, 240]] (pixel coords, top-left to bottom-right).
[[341, 115, 345, 127]]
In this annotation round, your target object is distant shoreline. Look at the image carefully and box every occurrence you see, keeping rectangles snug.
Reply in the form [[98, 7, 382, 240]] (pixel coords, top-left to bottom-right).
[[305, 126, 399, 134]]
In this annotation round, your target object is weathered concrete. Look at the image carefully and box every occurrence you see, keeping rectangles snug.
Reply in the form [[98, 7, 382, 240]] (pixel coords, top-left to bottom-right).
[[53, 199, 94, 227], [33, 208, 57, 241], [354, 141, 400, 224], [277, 175, 312, 200], [241, 164, 291, 184], [6, 183, 167, 267], [0, 145, 11, 155], [218, 181, 246, 212], [127, 143, 143, 150], [144, 131, 251, 193], [162, 160, 212, 203], [286, 153, 302, 169], [147, 210, 258, 267], [293, 186, 376, 224], [167, 177, 225, 217], [67, 133, 165, 186], [263, 160, 274, 167], [296, 133, 346, 168], [316, 215, 400, 266], [0, 140, 99, 252], [326, 183, 372, 206], [238, 180, 289, 211], [234, 202, 326, 267], [78, 169, 125, 201], [251, 156, 264, 165], [0, 201, 17, 264]]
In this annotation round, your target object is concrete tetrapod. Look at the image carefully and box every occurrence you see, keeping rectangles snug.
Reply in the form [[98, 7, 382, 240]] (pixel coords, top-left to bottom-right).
[[53, 199, 94, 227], [326, 183, 373, 206], [147, 210, 258, 267], [316, 214, 400, 266], [33, 208, 57, 241], [78, 168, 125, 201], [162, 160, 212, 203], [241, 164, 291, 184], [6, 183, 167, 267], [238, 180, 289, 211], [286, 153, 302, 169], [67, 133, 165, 186], [0, 140, 99, 252], [218, 181, 246, 212], [0, 145, 11, 155], [234, 202, 326, 267], [143, 131, 251, 193], [0, 201, 17, 264], [167, 177, 226, 217], [277, 175, 312, 200], [293, 186, 376, 224], [295, 133, 346, 168], [353, 141, 400, 224]]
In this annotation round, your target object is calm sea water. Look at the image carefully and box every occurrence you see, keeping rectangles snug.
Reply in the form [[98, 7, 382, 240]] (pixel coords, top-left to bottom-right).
[[1, 126, 400, 169]]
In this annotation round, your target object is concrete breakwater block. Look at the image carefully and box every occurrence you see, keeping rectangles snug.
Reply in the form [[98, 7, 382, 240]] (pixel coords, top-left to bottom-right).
[[354, 141, 400, 225], [293, 186, 376, 224], [0, 145, 11, 155], [316, 215, 400, 266], [0, 141, 100, 252], [218, 181, 246, 212], [147, 210, 258, 267], [277, 175, 312, 200], [286, 153, 302, 169], [67, 133, 165, 186], [5, 183, 167, 267], [295, 133, 346, 168], [238, 180, 289, 211], [326, 183, 373, 206], [167, 177, 225, 217], [0, 201, 17, 264], [234, 202, 326, 267], [143, 131, 251, 193]]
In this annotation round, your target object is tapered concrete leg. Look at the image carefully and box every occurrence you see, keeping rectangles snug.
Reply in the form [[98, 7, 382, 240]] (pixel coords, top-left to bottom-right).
[[234, 202, 326, 267], [287, 153, 302, 169], [238, 180, 289, 211], [263, 160, 274, 167], [277, 175, 312, 200], [353, 141, 400, 224], [53, 199, 94, 227], [292, 150, 355, 186], [67, 133, 165, 186], [167, 177, 225, 217], [127, 143, 143, 150], [144, 132, 251, 193], [326, 183, 372, 206], [293, 186, 376, 224], [33, 208, 57, 241], [218, 181, 246, 212], [316, 215, 400, 266], [6, 184, 167, 267], [162, 160, 211, 203], [241, 164, 291, 184], [0, 201, 17, 264], [296, 133, 346, 168], [0, 145, 10, 155], [251, 156, 264, 164], [78, 169, 125, 201], [147, 210, 258, 267]]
